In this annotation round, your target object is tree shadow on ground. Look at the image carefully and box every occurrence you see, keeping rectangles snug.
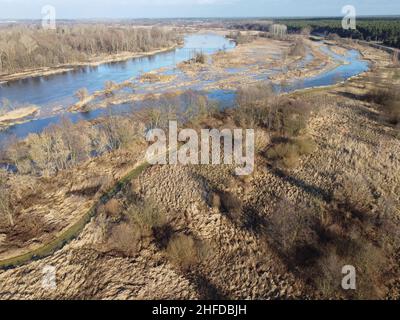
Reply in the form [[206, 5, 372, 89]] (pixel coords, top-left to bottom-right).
[[268, 166, 332, 202], [188, 272, 229, 300]]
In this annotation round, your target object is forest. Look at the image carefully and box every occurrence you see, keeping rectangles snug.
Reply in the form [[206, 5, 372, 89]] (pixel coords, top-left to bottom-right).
[[276, 17, 400, 48], [231, 17, 400, 48], [0, 24, 180, 74]]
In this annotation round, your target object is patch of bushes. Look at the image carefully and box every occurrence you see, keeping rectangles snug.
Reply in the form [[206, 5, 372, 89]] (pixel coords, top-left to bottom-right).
[[194, 52, 207, 64], [234, 84, 275, 127], [289, 40, 307, 57], [0, 170, 13, 227], [266, 173, 400, 299], [365, 86, 400, 126], [104, 199, 169, 255], [274, 99, 312, 137], [228, 31, 254, 45], [128, 200, 166, 237], [104, 199, 122, 222], [266, 137, 316, 168], [213, 191, 243, 222], [107, 223, 141, 257], [235, 88, 312, 137], [5, 115, 144, 176], [166, 234, 205, 270]]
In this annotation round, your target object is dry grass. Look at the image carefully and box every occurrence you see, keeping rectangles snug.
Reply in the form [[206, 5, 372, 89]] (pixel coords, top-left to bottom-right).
[[266, 137, 316, 169], [106, 223, 141, 257], [104, 199, 122, 222], [365, 85, 400, 125], [265, 167, 400, 299], [166, 234, 204, 270], [128, 200, 166, 236]]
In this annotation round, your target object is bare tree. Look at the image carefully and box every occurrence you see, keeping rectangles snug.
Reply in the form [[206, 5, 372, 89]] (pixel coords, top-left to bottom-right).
[[76, 88, 89, 101], [0, 24, 180, 74]]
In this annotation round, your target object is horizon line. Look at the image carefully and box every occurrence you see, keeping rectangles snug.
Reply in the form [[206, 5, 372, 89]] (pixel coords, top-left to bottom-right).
[[1, 14, 400, 21]]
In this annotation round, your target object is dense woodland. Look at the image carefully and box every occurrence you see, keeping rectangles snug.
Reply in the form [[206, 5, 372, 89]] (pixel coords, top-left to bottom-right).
[[277, 18, 400, 48], [232, 17, 400, 48], [0, 25, 180, 74]]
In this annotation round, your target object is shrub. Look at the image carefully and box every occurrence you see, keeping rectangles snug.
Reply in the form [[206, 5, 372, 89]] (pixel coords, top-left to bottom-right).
[[210, 192, 221, 210], [385, 99, 400, 125], [219, 191, 243, 221], [229, 31, 254, 45], [0, 170, 14, 227], [235, 94, 311, 137], [234, 84, 275, 127], [129, 201, 166, 235], [104, 81, 117, 95], [278, 99, 311, 137], [267, 199, 318, 262], [194, 52, 207, 64], [327, 33, 341, 41], [289, 40, 307, 57], [266, 195, 391, 299], [266, 138, 314, 169], [294, 137, 317, 155], [107, 223, 141, 257], [104, 199, 122, 222], [255, 129, 271, 154], [236, 83, 275, 108], [166, 234, 203, 270], [365, 86, 400, 125], [267, 143, 298, 168], [76, 88, 89, 101]]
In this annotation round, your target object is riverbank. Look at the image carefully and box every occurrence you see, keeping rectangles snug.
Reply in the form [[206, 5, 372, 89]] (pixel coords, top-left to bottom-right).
[[0, 44, 182, 84]]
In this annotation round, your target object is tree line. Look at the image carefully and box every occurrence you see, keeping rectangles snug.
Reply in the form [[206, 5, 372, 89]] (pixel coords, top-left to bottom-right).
[[277, 18, 400, 48], [0, 24, 180, 74], [231, 17, 400, 48]]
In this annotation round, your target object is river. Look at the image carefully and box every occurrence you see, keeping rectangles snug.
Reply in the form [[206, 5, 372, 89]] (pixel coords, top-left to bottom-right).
[[0, 33, 369, 144]]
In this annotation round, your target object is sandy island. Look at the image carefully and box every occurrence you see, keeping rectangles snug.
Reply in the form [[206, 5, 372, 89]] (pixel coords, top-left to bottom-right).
[[0, 106, 39, 127]]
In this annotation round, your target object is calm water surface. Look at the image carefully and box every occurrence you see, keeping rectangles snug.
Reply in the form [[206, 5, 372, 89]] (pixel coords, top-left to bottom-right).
[[0, 35, 369, 144]]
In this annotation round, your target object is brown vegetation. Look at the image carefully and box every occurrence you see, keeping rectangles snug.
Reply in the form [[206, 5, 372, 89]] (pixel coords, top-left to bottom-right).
[[267, 170, 400, 299], [5, 115, 144, 176], [0, 25, 180, 74], [228, 31, 255, 45], [166, 234, 204, 270], [0, 170, 13, 227], [289, 39, 307, 57], [234, 84, 314, 168], [365, 85, 400, 126]]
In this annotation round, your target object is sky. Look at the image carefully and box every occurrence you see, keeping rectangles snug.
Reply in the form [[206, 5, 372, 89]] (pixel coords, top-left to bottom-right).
[[0, 0, 399, 19]]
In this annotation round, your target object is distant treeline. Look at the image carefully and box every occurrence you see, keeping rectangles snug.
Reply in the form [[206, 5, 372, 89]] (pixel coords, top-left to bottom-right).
[[232, 17, 400, 49], [0, 25, 180, 74]]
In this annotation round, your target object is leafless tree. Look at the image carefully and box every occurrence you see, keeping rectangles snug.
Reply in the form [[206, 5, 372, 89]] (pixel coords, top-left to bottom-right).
[[0, 24, 180, 74]]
